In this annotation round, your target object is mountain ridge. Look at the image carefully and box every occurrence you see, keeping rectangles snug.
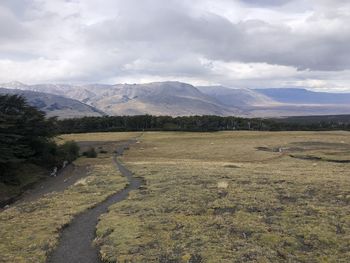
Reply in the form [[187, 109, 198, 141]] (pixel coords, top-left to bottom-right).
[[1, 81, 350, 118]]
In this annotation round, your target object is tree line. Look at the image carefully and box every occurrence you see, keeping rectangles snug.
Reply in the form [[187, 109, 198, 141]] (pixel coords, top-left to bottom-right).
[[57, 115, 350, 134]]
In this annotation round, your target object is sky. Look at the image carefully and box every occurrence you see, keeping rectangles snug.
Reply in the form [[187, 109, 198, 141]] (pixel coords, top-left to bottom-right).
[[0, 0, 350, 91]]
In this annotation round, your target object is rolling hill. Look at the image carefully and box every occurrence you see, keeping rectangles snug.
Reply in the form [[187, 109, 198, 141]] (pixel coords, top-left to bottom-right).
[[0, 88, 104, 119]]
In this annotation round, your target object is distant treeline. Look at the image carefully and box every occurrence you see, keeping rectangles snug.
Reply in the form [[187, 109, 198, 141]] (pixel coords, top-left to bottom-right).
[[57, 115, 350, 133]]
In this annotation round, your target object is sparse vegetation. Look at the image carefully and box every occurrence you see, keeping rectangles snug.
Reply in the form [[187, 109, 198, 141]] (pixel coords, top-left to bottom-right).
[[95, 131, 350, 262]]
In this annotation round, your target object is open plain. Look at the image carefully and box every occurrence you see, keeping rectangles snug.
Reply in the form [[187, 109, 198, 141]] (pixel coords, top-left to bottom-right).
[[1, 131, 350, 262], [97, 131, 350, 262]]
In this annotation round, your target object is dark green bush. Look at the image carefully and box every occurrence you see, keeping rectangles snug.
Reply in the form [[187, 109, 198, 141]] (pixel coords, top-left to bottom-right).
[[59, 141, 80, 162], [83, 147, 97, 158]]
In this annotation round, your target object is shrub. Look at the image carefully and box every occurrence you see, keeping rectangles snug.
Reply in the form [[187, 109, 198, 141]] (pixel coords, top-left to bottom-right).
[[59, 141, 80, 162], [83, 147, 97, 158]]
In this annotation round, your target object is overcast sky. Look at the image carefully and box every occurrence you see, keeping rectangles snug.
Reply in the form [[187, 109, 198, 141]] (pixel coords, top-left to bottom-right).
[[0, 0, 350, 91]]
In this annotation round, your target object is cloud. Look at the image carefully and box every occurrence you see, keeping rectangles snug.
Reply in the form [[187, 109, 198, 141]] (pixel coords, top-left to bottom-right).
[[0, 6, 29, 42], [240, 0, 293, 7], [0, 0, 349, 91]]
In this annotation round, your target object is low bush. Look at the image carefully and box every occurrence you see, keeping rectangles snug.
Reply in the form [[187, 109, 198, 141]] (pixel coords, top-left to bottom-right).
[[83, 147, 97, 158], [58, 141, 80, 162]]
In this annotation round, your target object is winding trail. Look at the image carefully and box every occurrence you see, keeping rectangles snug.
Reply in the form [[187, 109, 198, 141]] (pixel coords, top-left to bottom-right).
[[47, 139, 142, 263]]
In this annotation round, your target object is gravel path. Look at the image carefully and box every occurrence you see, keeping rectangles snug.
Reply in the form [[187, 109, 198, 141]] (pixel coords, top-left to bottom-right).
[[47, 139, 142, 263]]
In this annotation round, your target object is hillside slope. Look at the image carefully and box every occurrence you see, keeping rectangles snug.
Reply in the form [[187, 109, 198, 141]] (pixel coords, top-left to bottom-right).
[[0, 88, 104, 119], [254, 88, 350, 104], [198, 86, 277, 107], [89, 82, 242, 116], [1, 82, 242, 116]]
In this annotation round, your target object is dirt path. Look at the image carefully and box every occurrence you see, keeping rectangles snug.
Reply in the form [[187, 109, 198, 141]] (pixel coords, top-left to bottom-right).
[[47, 139, 142, 263]]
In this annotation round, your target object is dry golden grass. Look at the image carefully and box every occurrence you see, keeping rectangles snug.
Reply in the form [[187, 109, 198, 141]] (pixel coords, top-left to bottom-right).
[[56, 132, 141, 144], [0, 154, 127, 263], [96, 131, 350, 262]]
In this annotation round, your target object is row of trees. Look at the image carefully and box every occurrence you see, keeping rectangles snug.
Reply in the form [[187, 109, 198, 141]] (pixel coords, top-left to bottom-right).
[[57, 115, 278, 133], [57, 115, 350, 134], [0, 95, 79, 185]]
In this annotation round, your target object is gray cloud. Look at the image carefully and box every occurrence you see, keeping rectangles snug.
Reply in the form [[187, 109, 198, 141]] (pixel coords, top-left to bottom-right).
[[0, 6, 29, 41], [0, 0, 349, 90], [240, 0, 292, 6], [84, 1, 350, 71]]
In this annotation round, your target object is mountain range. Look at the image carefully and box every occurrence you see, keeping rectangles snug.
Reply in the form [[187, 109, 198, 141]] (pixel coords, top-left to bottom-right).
[[1, 81, 350, 118]]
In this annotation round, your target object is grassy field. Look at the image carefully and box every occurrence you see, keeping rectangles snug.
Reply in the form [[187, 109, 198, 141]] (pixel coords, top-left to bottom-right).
[[0, 132, 140, 263], [56, 132, 141, 144], [95, 131, 350, 262], [1, 131, 349, 262]]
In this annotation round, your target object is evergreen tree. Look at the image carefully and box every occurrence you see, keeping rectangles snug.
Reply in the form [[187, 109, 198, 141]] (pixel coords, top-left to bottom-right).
[[0, 95, 56, 183]]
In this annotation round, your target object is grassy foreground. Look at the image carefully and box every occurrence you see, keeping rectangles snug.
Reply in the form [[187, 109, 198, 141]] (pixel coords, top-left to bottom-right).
[[96, 131, 350, 262], [0, 145, 129, 262], [0, 157, 126, 263]]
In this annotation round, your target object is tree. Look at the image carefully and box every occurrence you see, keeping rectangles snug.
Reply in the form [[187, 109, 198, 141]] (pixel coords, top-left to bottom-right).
[[0, 95, 57, 183]]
